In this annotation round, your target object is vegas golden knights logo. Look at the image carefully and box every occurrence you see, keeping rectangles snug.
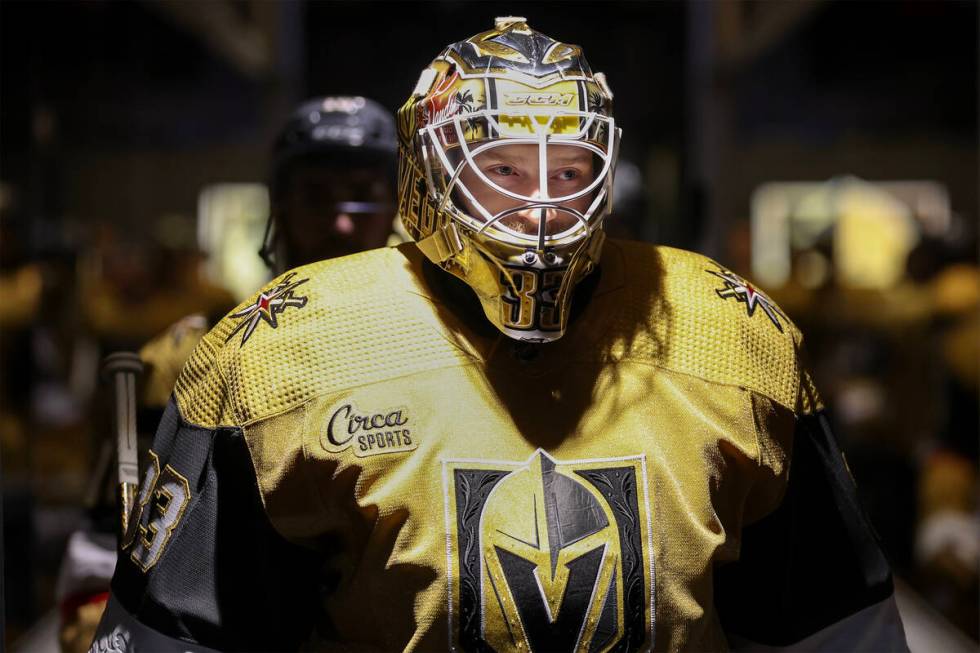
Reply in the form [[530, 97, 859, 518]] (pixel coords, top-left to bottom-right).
[[443, 451, 654, 652]]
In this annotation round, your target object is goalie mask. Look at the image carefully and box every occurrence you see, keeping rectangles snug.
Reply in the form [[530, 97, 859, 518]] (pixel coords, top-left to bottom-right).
[[397, 17, 620, 343]]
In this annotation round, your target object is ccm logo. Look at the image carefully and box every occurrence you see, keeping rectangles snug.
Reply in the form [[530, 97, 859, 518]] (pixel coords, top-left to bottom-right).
[[504, 93, 574, 106]]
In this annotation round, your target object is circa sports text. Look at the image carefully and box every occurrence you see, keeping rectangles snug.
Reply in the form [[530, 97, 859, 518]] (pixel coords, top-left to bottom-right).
[[324, 402, 415, 457]]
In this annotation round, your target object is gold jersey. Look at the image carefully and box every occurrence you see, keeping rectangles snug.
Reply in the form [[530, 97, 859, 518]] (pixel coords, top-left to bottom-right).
[[156, 239, 820, 652]]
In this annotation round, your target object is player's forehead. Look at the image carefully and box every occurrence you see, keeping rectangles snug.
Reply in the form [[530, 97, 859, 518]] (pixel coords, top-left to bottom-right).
[[472, 142, 593, 166]]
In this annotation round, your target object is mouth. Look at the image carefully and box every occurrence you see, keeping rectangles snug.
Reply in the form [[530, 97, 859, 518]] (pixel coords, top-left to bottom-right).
[[501, 211, 578, 236]]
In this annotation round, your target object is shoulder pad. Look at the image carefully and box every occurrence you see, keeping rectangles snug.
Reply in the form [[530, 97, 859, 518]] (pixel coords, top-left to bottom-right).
[[140, 314, 209, 409], [611, 241, 814, 412], [174, 246, 473, 427]]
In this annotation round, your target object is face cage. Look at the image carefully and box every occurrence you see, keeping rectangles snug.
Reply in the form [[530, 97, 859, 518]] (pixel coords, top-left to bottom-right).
[[418, 109, 618, 252]]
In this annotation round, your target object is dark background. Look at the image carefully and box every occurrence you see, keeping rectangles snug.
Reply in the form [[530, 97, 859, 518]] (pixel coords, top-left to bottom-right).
[[4, 1, 974, 252], [1, 0, 977, 648]]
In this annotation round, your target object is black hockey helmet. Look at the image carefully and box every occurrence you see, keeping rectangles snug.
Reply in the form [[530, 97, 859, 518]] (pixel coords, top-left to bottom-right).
[[271, 96, 396, 185], [262, 96, 397, 269]]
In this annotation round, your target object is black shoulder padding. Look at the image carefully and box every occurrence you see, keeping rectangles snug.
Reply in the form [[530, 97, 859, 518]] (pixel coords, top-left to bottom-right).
[[110, 399, 322, 651], [714, 410, 894, 646]]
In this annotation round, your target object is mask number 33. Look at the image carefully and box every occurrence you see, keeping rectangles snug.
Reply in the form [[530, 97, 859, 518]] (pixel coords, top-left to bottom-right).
[[121, 450, 191, 572], [500, 268, 564, 331]]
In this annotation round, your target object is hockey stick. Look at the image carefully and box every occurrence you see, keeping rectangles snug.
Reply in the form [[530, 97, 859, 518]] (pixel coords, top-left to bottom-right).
[[101, 352, 143, 536]]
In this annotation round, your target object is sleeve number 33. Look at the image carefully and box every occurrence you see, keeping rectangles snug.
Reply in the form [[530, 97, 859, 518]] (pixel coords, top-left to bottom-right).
[[121, 450, 191, 572]]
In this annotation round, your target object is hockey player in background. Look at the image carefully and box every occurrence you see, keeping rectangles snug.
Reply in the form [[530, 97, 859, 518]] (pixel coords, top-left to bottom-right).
[[259, 95, 400, 273], [91, 18, 907, 652], [59, 96, 397, 653], [138, 95, 400, 408]]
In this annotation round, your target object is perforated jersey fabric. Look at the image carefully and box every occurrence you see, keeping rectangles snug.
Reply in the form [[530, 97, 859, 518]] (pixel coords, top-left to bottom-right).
[[612, 241, 818, 413], [160, 240, 846, 651], [96, 238, 907, 652], [177, 241, 819, 430], [178, 248, 475, 428]]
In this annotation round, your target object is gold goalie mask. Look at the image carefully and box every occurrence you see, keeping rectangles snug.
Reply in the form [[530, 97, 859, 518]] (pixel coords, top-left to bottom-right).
[[397, 17, 620, 342]]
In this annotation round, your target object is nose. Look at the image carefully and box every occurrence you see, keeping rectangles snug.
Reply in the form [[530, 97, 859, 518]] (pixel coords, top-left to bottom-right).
[[513, 184, 558, 223], [525, 172, 549, 202]]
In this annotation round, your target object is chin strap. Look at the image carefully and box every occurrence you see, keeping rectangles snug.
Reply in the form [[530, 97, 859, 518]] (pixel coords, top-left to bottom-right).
[[416, 221, 464, 263]]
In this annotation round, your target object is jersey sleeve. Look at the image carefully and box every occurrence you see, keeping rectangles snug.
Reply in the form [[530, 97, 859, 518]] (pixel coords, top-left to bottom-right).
[[715, 374, 908, 650], [89, 398, 323, 652]]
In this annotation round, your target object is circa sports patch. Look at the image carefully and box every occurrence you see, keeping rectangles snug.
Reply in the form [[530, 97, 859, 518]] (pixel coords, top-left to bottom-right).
[[320, 401, 417, 458], [442, 450, 654, 653], [226, 272, 309, 347]]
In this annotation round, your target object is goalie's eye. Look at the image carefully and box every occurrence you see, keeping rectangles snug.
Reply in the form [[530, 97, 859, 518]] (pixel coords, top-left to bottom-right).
[[489, 165, 517, 177]]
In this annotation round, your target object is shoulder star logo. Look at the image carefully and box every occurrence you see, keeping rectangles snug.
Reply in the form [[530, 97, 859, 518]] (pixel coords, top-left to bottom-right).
[[226, 272, 309, 346], [707, 267, 785, 332]]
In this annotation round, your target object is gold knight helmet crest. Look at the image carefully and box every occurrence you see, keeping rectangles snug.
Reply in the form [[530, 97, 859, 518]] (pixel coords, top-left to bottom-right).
[[444, 450, 654, 652]]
